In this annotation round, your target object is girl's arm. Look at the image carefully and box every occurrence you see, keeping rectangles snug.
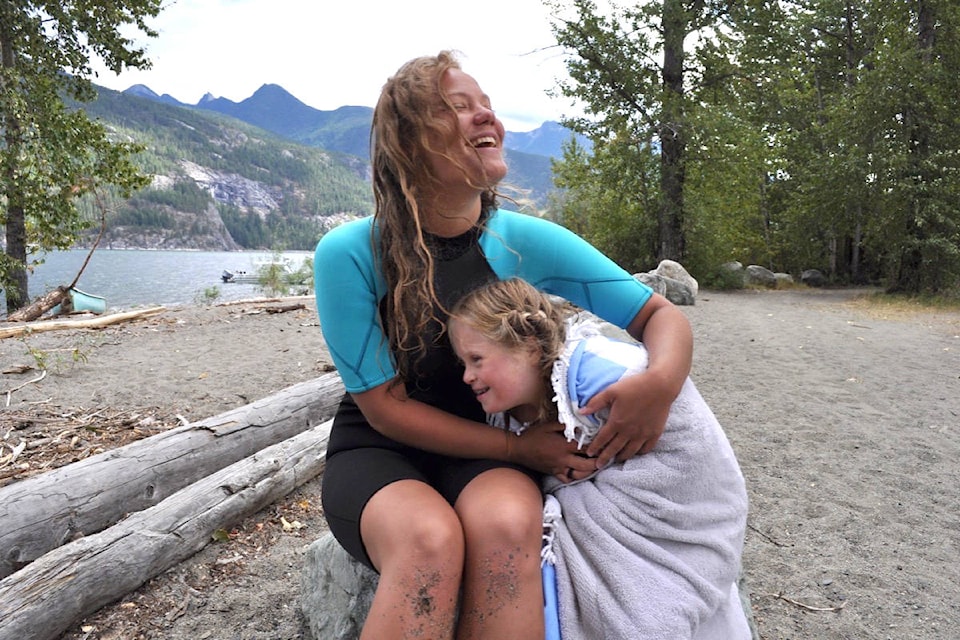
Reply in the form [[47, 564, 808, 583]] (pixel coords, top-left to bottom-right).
[[578, 292, 693, 468]]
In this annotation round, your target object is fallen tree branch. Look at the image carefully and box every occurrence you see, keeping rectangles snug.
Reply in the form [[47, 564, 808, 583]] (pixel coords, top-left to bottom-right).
[[0, 306, 166, 339], [3, 370, 47, 407], [0, 417, 334, 640], [264, 302, 307, 313], [0, 372, 344, 579], [216, 295, 315, 307], [766, 592, 848, 612]]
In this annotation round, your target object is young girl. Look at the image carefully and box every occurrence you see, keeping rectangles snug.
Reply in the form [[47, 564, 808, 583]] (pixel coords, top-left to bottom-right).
[[448, 278, 752, 640]]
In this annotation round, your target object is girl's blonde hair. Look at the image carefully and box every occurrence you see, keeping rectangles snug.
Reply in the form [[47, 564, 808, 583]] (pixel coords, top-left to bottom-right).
[[371, 51, 501, 382], [451, 278, 569, 423]]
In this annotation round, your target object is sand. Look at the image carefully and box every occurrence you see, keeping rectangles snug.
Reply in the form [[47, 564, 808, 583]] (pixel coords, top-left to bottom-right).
[[1, 288, 958, 639]]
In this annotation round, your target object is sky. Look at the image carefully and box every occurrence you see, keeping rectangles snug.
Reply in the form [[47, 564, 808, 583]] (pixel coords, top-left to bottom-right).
[[92, 0, 581, 132]]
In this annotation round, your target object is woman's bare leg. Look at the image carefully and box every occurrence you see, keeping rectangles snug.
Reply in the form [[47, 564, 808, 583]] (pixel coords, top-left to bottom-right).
[[454, 468, 545, 640], [360, 479, 464, 640]]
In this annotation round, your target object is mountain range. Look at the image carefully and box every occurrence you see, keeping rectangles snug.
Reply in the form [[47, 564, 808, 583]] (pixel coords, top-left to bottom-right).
[[75, 82, 587, 252], [124, 82, 589, 161]]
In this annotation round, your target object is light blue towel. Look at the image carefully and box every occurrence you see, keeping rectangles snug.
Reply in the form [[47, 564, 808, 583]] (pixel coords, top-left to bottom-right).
[[542, 562, 561, 640]]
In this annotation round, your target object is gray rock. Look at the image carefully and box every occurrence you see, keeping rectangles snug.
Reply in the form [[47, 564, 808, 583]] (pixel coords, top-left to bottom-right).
[[774, 272, 794, 286], [635, 272, 668, 296], [655, 259, 699, 297], [801, 269, 826, 287], [301, 532, 378, 640], [744, 265, 777, 288], [634, 272, 696, 305]]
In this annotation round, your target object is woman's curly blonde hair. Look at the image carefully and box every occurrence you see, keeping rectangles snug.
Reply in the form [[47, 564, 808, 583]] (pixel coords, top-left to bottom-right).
[[451, 278, 570, 424], [371, 50, 502, 382]]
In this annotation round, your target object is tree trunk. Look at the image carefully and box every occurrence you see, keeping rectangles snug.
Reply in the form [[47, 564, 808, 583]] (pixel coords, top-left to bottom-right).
[[659, 0, 687, 262], [1, 31, 29, 314], [0, 417, 334, 640], [891, 0, 936, 293], [0, 372, 345, 579]]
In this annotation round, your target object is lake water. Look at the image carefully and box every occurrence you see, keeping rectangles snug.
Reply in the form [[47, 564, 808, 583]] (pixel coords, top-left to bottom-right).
[[11, 249, 315, 313]]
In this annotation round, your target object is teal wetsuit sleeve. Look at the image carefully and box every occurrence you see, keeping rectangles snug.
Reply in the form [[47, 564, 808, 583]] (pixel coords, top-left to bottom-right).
[[313, 218, 396, 393], [481, 210, 653, 329]]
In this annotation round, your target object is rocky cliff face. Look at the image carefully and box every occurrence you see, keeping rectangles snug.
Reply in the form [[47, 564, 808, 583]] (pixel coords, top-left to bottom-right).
[[98, 200, 242, 251], [89, 160, 298, 251], [180, 160, 284, 218]]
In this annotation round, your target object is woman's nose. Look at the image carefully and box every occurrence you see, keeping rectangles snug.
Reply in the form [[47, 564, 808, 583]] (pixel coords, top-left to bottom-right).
[[474, 105, 495, 125]]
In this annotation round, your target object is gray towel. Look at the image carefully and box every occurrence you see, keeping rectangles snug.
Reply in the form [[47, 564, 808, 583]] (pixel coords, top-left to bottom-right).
[[543, 324, 751, 639]]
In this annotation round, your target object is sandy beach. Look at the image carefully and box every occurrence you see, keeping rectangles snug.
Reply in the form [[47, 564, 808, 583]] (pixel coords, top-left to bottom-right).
[[2, 288, 958, 639]]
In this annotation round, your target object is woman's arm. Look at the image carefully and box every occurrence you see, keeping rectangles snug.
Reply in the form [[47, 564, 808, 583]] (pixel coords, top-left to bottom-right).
[[353, 381, 597, 477], [578, 292, 693, 467]]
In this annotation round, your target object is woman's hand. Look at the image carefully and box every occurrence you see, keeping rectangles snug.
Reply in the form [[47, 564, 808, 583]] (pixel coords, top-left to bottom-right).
[[512, 421, 597, 483], [578, 369, 672, 467], [576, 292, 692, 468]]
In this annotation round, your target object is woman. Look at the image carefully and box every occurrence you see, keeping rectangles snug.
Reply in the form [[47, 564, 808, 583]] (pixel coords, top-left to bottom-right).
[[313, 51, 694, 639]]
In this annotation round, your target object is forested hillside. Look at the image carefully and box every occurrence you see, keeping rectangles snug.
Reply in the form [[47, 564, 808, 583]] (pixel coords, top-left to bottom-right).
[[76, 87, 374, 251]]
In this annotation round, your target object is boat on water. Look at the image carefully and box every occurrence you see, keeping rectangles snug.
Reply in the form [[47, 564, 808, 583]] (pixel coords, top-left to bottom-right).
[[221, 256, 297, 285], [220, 269, 259, 284]]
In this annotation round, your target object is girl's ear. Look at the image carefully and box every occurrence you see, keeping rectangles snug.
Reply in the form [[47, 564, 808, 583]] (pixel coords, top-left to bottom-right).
[[522, 337, 542, 365]]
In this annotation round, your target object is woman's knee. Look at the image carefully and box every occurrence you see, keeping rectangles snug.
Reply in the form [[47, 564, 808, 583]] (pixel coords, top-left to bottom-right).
[[457, 469, 543, 548], [362, 480, 466, 570]]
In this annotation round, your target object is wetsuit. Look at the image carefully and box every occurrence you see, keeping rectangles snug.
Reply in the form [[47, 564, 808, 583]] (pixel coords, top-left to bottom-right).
[[313, 208, 653, 568]]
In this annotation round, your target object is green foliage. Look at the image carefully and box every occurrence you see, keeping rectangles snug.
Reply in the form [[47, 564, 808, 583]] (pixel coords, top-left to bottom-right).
[[700, 265, 746, 291], [1, 0, 159, 312], [256, 251, 292, 297], [551, 0, 960, 294], [552, 136, 659, 273], [22, 339, 91, 374], [254, 250, 312, 297], [196, 285, 221, 304]]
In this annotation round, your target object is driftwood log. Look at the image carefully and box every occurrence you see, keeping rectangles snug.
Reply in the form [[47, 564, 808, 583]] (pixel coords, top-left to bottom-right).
[[0, 416, 334, 640], [0, 372, 345, 579], [3, 286, 70, 323], [0, 306, 167, 339]]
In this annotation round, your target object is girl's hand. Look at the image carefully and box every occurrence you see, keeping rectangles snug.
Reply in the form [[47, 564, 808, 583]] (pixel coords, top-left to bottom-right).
[[578, 369, 672, 467], [513, 421, 597, 482]]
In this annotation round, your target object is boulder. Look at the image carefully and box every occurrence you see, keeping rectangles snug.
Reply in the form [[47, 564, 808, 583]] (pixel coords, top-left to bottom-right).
[[654, 260, 699, 297], [744, 265, 777, 288], [774, 273, 794, 286], [301, 532, 378, 640], [635, 272, 667, 297], [801, 269, 826, 287], [635, 273, 695, 305]]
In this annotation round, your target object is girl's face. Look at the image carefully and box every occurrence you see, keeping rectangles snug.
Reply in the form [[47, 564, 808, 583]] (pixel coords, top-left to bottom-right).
[[449, 319, 543, 419], [427, 68, 507, 191]]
